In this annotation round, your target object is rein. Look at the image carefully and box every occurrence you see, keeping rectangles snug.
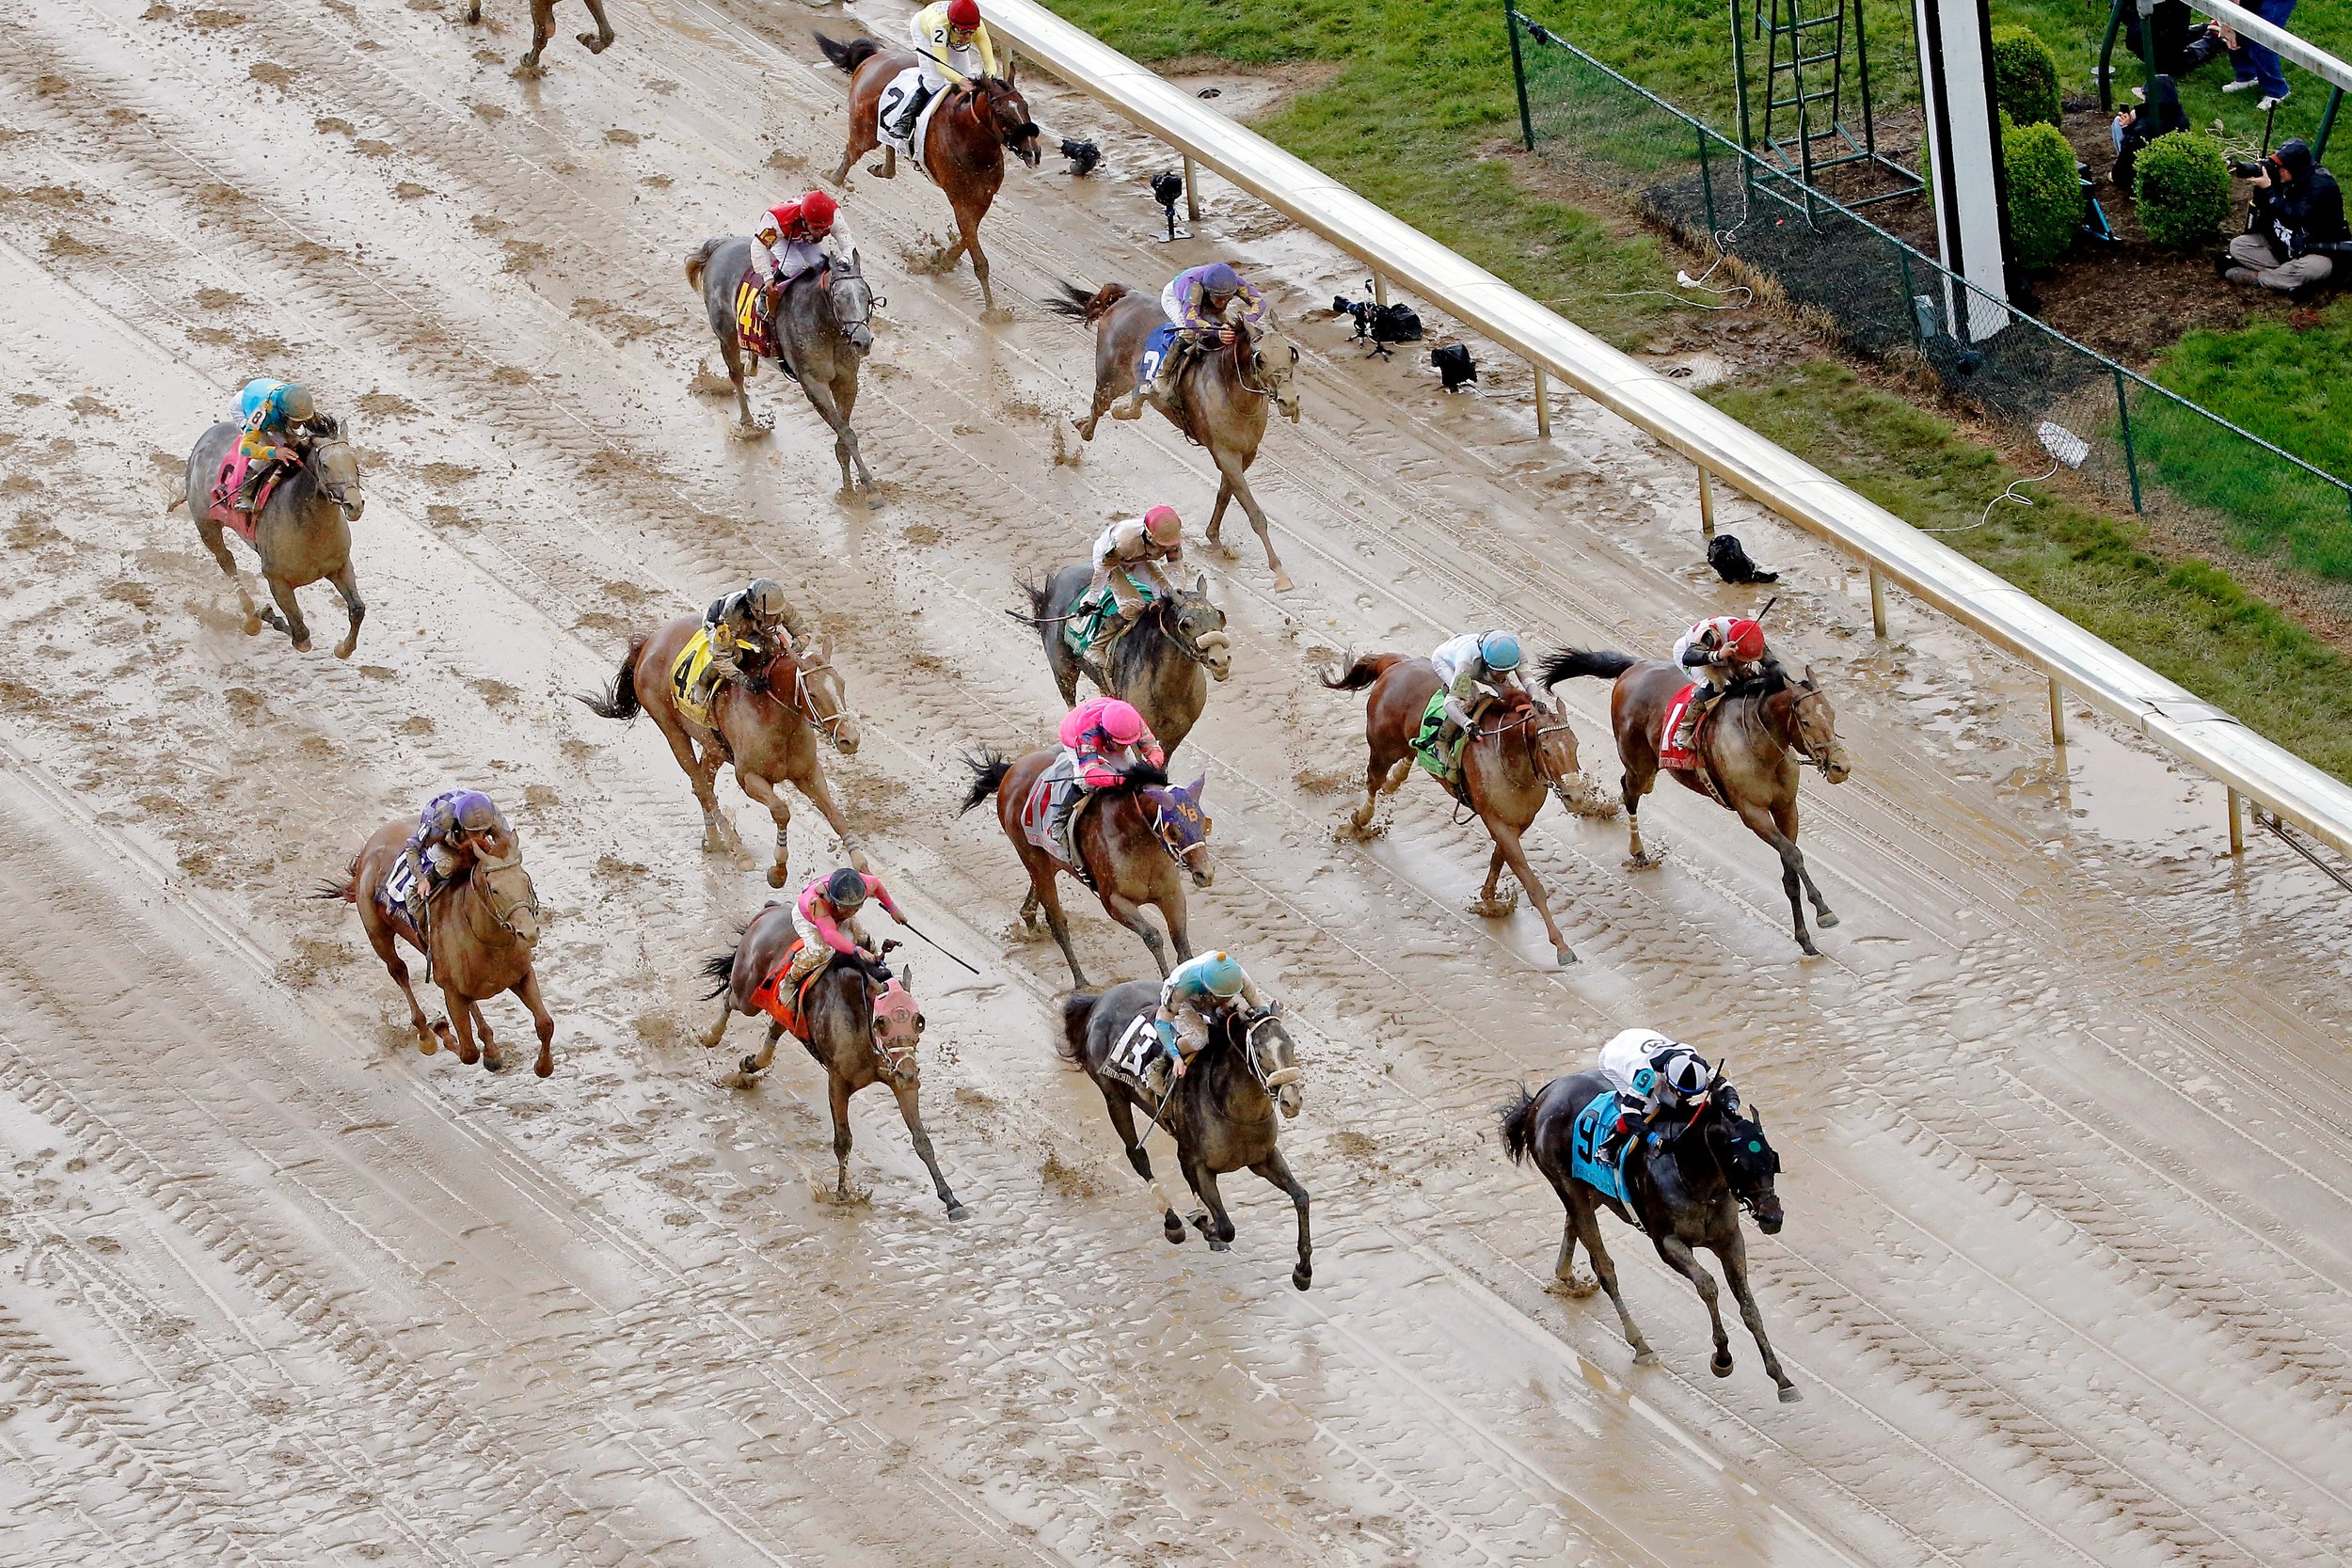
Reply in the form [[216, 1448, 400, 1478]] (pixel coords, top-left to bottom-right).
[[782, 650, 852, 747], [1151, 799, 1210, 870], [1240, 1011, 1300, 1101], [1231, 330, 1279, 399], [1770, 685, 1837, 778], [471, 856, 539, 941]]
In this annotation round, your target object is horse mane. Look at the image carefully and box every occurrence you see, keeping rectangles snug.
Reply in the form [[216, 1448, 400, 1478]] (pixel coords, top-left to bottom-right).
[[1494, 686, 1535, 715], [1095, 761, 1172, 800]]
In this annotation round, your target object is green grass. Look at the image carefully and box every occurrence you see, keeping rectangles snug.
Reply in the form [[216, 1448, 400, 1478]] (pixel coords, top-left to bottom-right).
[[1712, 361, 2352, 778]]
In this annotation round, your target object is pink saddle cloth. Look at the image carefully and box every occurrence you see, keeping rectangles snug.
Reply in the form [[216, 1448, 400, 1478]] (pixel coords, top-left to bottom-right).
[[203, 450, 284, 543]]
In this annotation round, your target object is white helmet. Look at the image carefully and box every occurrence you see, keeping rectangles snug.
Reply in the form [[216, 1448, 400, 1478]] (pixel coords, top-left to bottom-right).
[[1660, 1050, 1711, 1098]]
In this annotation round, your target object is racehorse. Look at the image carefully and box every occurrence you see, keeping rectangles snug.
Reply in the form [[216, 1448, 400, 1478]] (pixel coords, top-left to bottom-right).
[[169, 419, 366, 658], [326, 816, 554, 1077], [686, 236, 880, 491], [1543, 650, 1851, 956], [958, 751, 1212, 987], [702, 902, 967, 1219], [1023, 565, 1231, 755], [1322, 654, 1597, 968], [816, 33, 1041, 315], [464, 0, 612, 73], [1499, 1066, 1797, 1401], [1060, 981, 1310, 1289], [1048, 281, 1303, 591], [578, 614, 866, 890]]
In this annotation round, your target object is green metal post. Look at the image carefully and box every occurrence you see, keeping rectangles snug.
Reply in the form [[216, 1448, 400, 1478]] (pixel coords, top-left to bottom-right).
[[2096, 0, 2126, 115], [1507, 5, 1536, 151], [2113, 367, 2143, 513], [1699, 124, 1718, 237], [2315, 87, 2343, 163]]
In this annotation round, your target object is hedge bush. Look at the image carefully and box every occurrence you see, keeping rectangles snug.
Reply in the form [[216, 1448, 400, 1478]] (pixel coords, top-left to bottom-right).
[[1989, 24, 2063, 127], [2135, 130, 2233, 248], [2003, 118, 2080, 270]]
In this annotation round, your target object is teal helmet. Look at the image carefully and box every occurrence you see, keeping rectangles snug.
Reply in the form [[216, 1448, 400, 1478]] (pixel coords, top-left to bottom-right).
[[1479, 629, 1522, 672], [1197, 951, 1246, 999]]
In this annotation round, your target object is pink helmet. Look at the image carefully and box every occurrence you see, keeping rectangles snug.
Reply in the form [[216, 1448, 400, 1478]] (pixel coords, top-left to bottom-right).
[[946, 0, 981, 27], [1098, 699, 1148, 746], [1143, 505, 1182, 546]]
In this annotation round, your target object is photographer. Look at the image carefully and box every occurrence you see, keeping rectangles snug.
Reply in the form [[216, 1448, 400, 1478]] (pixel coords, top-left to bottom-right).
[[2219, 139, 2348, 293], [2111, 74, 2189, 192]]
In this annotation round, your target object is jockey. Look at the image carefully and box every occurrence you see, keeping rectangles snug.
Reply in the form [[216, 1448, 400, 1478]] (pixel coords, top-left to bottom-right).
[[230, 377, 332, 512], [693, 578, 804, 708], [1595, 1026, 1713, 1165], [1427, 628, 1526, 767], [1083, 505, 1184, 641], [1113, 262, 1273, 420], [401, 789, 516, 941], [753, 190, 848, 296], [1046, 696, 1164, 863], [782, 867, 905, 990], [1153, 950, 1265, 1080], [893, 0, 998, 144], [1669, 615, 1769, 752]]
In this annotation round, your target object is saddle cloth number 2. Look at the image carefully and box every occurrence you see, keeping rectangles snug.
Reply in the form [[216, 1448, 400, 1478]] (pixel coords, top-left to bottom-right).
[[879, 80, 911, 135]]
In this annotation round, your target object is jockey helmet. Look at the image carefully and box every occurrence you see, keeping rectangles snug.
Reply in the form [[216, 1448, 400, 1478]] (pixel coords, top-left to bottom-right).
[[1200, 262, 1243, 297], [825, 867, 869, 912], [1197, 952, 1246, 999], [798, 189, 838, 232], [1661, 1051, 1711, 1098], [1724, 618, 1766, 663], [280, 384, 316, 424], [452, 792, 501, 833], [1143, 505, 1182, 546], [1097, 699, 1149, 746], [746, 578, 789, 621], [946, 0, 981, 28], [1478, 629, 1522, 672]]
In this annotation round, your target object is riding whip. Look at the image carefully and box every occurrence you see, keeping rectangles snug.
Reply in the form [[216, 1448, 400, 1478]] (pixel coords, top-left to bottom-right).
[[1754, 594, 1780, 623], [896, 919, 979, 974]]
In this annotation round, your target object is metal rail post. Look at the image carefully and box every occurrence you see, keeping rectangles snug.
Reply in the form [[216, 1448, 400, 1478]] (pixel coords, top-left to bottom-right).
[[1373, 274, 1389, 308], [2317, 86, 2344, 161], [1534, 366, 1552, 438], [1698, 466, 1716, 539], [2049, 678, 2068, 749], [1868, 568, 1887, 637], [2229, 789, 2246, 855], [1182, 156, 1201, 221]]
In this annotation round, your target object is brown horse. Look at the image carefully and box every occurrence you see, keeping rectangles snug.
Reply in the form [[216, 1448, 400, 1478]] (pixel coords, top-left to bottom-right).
[[169, 420, 366, 658], [326, 816, 554, 1077], [1323, 655, 1598, 968], [817, 34, 1041, 315], [702, 903, 967, 1219], [1543, 649, 1851, 956], [464, 0, 612, 73], [958, 751, 1214, 987], [1049, 281, 1303, 590], [578, 615, 866, 890]]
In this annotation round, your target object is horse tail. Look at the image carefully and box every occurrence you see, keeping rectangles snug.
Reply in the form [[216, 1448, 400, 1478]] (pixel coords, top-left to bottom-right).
[[1541, 648, 1637, 689], [816, 31, 879, 74], [1057, 992, 1099, 1066], [575, 634, 648, 721], [312, 868, 358, 904], [686, 237, 723, 293], [164, 479, 187, 513], [958, 750, 1012, 816], [1319, 652, 1403, 692], [1019, 575, 1055, 625], [699, 944, 739, 1000], [1045, 281, 1095, 322], [1497, 1084, 1540, 1165]]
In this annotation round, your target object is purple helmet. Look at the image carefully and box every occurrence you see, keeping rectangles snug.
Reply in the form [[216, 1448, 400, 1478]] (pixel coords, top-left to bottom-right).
[[1200, 262, 1243, 295]]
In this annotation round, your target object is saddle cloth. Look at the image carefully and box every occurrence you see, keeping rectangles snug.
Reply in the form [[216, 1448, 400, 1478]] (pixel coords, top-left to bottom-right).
[[1061, 571, 1156, 658], [1658, 683, 1706, 771], [1135, 322, 1183, 395], [204, 449, 284, 544], [749, 938, 827, 1041], [378, 846, 421, 923], [671, 628, 719, 728], [876, 66, 948, 173], [1020, 751, 1080, 860], [1569, 1089, 1633, 1206], [1106, 1010, 1169, 1100], [732, 266, 776, 360]]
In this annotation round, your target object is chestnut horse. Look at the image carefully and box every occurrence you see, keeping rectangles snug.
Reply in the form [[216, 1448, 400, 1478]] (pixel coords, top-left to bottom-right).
[[958, 751, 1213, 987], [817, 33, 1041, 314], [1322, 654, 1597, 968], [578, 615, 866, 890], [1543, 650, 1851, 956], [463, 0, 612, 73], [326, 816, 554, 1077]]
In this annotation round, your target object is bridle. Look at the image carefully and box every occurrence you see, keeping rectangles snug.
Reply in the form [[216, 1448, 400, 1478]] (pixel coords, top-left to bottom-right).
[[966, 80, 1039, 153], [1231, 325, 1281, 399], [1153, 595, 1230, 672], [1475, 696, 1577, 790], [1773, 682, 1838, 779], [1239, 1009, 1301, 1099], [1150, 796, 1211, 872], [471, 852, 540, 941], [779, 647, 854, 748], [825, 260, 879, 343], [306, 436, 361, 515]]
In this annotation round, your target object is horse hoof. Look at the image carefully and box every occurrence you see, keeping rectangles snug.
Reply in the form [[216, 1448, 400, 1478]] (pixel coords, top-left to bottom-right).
[[1208, 1238, 1231, 1253], [1632, 1347, 1659, 1366], [241, 616, 262, 637], [417, 1034, 439, 1056], [291, 637, 312, 654], [946, 1203, 971, 1221], [1710, 1353, 1735, 1377], [1555, 1272, 1599, 1298], [1817, 911, 1841, 929], [533, 1054, 553, 1079], [483, 1053, 507, 1074], [1163, 1215, 1185, 1244], [1554, 944, 1578, 968], [333, 641, 356, 659], [1272, 572, 1295, 593], [1292, 1265, 1311, 1291], [1799, 942, 1822, 958], [739, 1054, 762, 1075], [1778, 1385, 1804, 1403], [766, 865, 788, 889]]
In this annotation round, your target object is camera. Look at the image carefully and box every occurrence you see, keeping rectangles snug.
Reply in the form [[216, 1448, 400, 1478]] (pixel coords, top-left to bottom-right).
[[2231, 159, 2268, 179]]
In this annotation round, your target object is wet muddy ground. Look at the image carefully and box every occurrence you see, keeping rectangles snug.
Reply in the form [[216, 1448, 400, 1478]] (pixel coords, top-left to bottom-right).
[[3, 0, 2351, 1563]]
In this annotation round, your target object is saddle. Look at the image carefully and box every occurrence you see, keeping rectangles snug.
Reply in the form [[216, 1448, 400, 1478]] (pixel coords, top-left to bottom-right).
[[875, 66, 950, 175], [1106, 1010, 1172, 1103], [379, 846, 421, 925], [1020, 752, 1100, 889], [670, 628, 721, 729], [1061, 571, 1157, 660], [732, 266, 777, 361], [749, 939, 829, 1042], [204, 449, 289, 543], [1569, 1090, 1640, 1224], [1409, 688, 1481, 802], [1658, 683, 1728, 804]]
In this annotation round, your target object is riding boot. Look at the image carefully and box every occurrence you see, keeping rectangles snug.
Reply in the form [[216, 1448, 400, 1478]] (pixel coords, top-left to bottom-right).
[[890, 82, 932, 145], [1596, 1114, 1637, 1166], [229, 461, 278, 513], [1671, 690, 1716, 753]]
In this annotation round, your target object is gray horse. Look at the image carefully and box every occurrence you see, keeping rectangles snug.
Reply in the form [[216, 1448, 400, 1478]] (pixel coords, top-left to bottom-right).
[[687, 237, 879, 491], [169, 420, 366, 657], [1047, 281, 1303, 591], [1024, 565, 1231, 755], [1060, 981, 1310, 1290], [1498, 1067, 1798, 1401]]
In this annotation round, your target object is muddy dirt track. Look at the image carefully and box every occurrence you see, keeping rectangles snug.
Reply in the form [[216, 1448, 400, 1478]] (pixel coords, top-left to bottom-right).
[[3, 0, 2352, 1561]]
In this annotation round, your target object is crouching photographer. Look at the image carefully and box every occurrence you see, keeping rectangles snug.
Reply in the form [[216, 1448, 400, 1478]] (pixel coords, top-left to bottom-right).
[[2219, 139, 2348, 293]]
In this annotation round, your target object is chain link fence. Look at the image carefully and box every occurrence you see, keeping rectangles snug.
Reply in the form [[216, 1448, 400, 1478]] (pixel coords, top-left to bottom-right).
[[1506, 6, 2352, 620]]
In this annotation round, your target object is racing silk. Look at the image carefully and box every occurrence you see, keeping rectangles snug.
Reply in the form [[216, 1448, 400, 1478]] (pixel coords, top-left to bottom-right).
[[1160, 264, 1271, 331], [1058, 695, 1165, 788], [703, 587, 801, 677], [1429, 632, 1525, 705], [909, 0, 998, 88], [1088, 517, 1182, 597], [236, 378, 308, 466], [795, 872, 903, 955], [1160, 953, 1265, 1019], [407, 789, 513, 889], [1673, 616, 1753, 673], [755, 203, 851, 287], [1597, 1026, 1707, 1116]]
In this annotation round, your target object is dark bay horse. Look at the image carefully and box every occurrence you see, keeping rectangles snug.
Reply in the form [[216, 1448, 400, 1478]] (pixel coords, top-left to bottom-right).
[[1544, 650, 1851, 956], [1024, 565, 1232, 755], [1323, 654, 1597, 968], [170, 420, 366, 658], [1499, 1067, 1797, 1401], [578, 614, 866, 889], [1061, 981, 1309, 1289], [686, 236, 879, 490], [702, 902, 966, 1218], [817, 34, 1041, 314], [959, 751, 1212, 987], [1048, 281, 1302, 590], [328, 816, 554, 1077], [464, 0, 612, 73]]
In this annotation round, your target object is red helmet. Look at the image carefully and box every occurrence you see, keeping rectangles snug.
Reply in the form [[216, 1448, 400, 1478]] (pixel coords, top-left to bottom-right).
[[1143, 505, 1182, 546], [799, 189, 838, 231], [1725, 618, 1766, 663], [1098, 700, 1148, 746], [946, 0, 981, 28]]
